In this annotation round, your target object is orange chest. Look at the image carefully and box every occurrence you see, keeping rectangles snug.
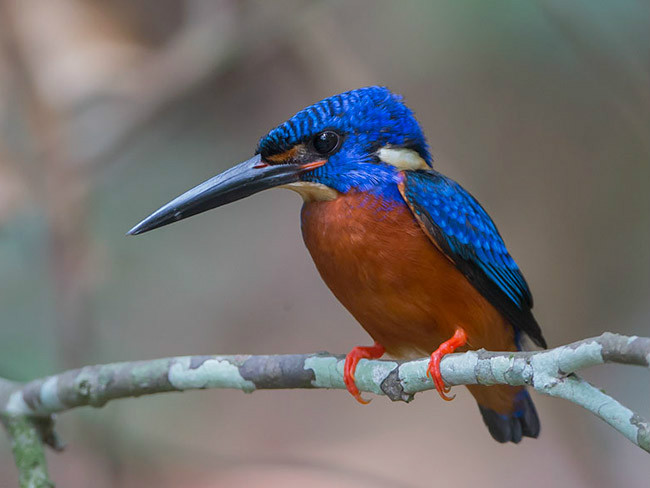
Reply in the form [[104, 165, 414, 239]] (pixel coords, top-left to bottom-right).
[[300, 193, 514, 357]]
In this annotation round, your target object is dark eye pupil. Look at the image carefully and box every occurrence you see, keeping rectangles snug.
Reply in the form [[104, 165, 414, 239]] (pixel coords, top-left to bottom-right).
[[313, 131, 339, 154]]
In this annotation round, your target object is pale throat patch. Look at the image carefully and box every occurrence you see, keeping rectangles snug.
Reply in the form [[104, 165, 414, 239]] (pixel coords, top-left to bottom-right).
[[280, 181, 339, 202], [377, 147, 428, 170]]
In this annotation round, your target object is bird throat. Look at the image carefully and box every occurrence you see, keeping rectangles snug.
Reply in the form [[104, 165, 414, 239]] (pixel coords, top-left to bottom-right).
[[280, 181, 339, 202]]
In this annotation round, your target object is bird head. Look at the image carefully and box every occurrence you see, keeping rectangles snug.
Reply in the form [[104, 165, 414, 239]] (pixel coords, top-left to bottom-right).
[[128, 86, 431, 235]]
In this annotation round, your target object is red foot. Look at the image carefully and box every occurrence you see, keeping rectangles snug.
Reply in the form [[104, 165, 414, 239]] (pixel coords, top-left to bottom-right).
[[344, 342, 386, 404], [427, 327, 468, 401]]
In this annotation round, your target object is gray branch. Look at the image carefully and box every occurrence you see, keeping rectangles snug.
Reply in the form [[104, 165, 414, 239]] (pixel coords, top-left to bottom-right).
[[1, 333, 649, 485]]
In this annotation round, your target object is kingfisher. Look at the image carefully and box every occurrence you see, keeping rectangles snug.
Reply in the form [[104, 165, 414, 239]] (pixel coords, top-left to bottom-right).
[[128, 87, 547, 443]]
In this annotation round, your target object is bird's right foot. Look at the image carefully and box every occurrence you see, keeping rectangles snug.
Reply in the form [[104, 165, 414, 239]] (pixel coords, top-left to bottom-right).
[[427, 327, 467, 401], [343, 342, 386, 404]]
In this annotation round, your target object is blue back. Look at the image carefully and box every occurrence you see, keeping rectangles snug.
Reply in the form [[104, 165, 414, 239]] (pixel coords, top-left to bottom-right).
[[401, 170, 533, 308], [400, 169, 545, 348]]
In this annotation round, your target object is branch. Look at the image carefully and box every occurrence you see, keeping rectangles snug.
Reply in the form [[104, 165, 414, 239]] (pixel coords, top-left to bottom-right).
[[0, 414, 55, 488], [1, 333, 649, 483]]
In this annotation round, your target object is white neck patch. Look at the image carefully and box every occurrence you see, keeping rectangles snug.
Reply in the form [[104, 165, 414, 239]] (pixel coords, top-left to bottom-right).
[[377, 147, 429, 170]]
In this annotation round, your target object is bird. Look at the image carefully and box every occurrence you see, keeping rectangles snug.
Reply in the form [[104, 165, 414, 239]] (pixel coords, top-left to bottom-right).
[[128, 87, 547, 443]]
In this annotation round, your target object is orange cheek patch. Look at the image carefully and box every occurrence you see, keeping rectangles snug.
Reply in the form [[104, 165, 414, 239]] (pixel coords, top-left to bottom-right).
[[266, 145, 301, 163]]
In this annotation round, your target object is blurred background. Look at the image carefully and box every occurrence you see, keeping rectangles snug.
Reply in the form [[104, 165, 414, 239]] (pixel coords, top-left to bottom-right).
[[0, 0, 648, 486]]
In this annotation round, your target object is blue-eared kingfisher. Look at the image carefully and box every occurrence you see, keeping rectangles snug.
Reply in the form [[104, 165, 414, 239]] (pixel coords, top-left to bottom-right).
[[129, 87, 547, 443]]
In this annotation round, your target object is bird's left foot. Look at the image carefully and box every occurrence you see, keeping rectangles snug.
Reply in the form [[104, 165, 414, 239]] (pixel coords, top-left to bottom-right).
[[344, 342, 386, 404], [427, 327, 467, 401]]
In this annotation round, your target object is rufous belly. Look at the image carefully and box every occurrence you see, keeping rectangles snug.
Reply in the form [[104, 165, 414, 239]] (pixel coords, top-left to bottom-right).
[[301, 192, 517, 359], [301, 192, 524, 414]]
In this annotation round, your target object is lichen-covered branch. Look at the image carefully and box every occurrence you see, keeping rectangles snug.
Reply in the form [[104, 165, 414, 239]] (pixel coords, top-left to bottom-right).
[[1, 414, 55, 488], [1, 333, 649, 477]]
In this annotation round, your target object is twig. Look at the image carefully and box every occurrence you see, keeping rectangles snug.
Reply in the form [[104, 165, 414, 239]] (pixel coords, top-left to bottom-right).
[[2, 332, 648, 447], [1, 332, 649, 484], [1, 415, 55, 488]]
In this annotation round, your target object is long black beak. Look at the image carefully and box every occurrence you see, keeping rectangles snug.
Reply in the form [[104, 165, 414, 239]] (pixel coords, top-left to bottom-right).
[[127, 154, 321, 236]]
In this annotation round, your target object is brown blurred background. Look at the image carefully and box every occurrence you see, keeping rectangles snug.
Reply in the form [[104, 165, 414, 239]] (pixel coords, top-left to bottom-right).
[[0, 0, 648, 486]]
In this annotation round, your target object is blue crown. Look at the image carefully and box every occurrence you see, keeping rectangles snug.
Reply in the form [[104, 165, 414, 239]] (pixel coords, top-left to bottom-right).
[[256, 86, 431, 163]]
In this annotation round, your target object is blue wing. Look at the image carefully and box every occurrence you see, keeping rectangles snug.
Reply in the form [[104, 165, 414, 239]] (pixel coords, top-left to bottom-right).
[[399, 170, 545, 347]]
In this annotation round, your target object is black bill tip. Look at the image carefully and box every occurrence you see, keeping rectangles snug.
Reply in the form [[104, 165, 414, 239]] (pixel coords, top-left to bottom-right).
[[127, 200, 188, 235], [127, 217, 171, 236]]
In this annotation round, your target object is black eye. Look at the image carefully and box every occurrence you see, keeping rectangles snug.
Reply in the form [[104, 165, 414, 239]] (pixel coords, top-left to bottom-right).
[[312, 131, 340, 155]]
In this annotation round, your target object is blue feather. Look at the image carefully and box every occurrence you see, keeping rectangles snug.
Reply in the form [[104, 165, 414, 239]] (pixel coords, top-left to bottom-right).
[[401, 170, 533, 310]]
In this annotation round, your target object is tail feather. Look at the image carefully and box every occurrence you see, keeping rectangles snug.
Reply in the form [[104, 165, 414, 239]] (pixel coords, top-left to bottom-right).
[[477, 389, 540, 443]]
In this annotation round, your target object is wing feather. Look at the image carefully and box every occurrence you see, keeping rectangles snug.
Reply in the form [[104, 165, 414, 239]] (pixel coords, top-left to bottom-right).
[[398, 170, 546, 348]]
